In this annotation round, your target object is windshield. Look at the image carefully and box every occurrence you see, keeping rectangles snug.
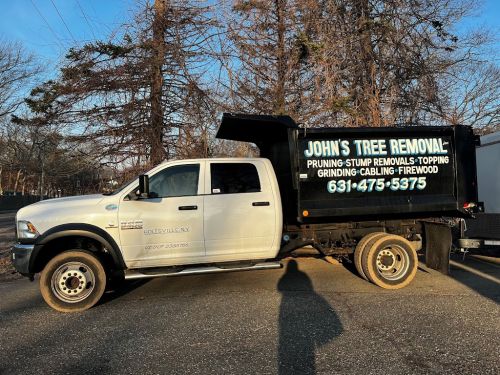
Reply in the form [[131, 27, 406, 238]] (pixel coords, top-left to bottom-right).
[[102, 177, 137, 196]]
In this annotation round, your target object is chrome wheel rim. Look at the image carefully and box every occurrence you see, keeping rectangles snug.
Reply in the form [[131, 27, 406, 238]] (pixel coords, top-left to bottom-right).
[[51, 262, 95, 303], [375, 245, 410, 281]]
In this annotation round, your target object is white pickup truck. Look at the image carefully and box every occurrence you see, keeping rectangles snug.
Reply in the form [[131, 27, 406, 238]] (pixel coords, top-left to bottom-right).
[[11, 114, 480, 312], [13, 158, 284, 312]]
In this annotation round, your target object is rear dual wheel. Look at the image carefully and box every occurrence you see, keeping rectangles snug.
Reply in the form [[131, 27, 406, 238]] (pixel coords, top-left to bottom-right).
[[354, 233, 418, 289], [354, 232, 386, 281]]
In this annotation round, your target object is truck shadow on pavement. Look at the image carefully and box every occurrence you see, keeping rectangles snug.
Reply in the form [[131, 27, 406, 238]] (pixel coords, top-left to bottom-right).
[[277, 260, 343, 374], [98, 279, 151, 306], [448, 253, 500, 304]]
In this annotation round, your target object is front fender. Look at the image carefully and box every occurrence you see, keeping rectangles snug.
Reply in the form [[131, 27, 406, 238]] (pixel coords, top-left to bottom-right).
[[30, 223, 126, 273]]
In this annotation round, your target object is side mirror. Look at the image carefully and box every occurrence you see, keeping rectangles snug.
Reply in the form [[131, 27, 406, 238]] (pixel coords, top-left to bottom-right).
[[137, 174, 150, 198]]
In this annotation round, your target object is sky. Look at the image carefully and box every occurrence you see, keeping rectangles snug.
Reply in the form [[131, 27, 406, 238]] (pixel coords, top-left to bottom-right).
[[0, 0, 137, 65], [0, 0, 498, 66]]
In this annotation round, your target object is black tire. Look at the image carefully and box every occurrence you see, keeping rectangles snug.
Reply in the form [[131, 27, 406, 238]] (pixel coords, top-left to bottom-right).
[[106, 270, 125, 292], [40, 250, 107, 312], [361, 234, 418, 289], [354, 232, 386, 281]]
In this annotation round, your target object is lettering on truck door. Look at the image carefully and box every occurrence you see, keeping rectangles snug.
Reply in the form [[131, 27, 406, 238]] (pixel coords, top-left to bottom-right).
[[118, 162, 205, 268]]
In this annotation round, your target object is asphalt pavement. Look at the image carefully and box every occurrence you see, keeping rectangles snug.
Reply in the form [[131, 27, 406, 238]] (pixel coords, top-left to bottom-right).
[[0, 252, 499, 375]]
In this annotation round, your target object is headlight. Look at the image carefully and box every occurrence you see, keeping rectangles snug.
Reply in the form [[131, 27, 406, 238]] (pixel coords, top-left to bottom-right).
[[17, 220, 39, 239]]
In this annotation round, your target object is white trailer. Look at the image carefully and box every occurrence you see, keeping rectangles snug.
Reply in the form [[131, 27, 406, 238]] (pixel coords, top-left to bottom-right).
[[477, 131, 500, 213], [459, 131, 500, 249]]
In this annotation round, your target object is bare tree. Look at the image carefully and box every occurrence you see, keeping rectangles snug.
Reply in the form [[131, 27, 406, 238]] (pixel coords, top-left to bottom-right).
[[222, 1, 312, 120], [1, 118, 103, 197], [430, 61, 500, 130], [0, 40, 41, 121], [220, 0, 498, 129], [20, 0, 218, 167]]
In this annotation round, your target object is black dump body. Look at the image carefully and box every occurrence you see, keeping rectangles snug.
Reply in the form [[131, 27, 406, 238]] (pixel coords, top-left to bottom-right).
[[217, 113, 479, 226]]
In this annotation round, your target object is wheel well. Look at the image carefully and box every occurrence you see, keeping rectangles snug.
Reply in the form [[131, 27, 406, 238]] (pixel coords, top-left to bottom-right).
[[33, 236, 115, 274]]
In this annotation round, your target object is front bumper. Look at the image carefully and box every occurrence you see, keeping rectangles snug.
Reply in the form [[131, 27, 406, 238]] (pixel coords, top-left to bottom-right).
[[11, 243, 35, 276]]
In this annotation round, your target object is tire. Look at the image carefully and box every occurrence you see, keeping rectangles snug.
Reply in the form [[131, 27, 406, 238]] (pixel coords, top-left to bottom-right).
[[354, 232, 386, 281], [106, 270, 125, 292], [40, 250, 107, 313], [361, 234, 418, 289]]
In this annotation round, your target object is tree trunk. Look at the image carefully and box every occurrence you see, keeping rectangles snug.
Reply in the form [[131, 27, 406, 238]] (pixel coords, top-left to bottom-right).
[[21, 174, 26, 196], [149, 0, 168, 165], [40, 159, 44, 201], [354, 0, 381, 126], [13, 169, 22, 193], [7, 170, 12, 192], [274, 0, 287, 114]]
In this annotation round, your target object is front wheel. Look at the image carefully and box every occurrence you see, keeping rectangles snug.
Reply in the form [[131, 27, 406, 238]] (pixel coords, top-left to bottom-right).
[[40, 250, 106, 312]]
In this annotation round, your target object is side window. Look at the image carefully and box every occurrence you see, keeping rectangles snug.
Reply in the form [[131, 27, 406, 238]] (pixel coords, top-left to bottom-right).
[[211, 163, 261, 194], [149, 164, 199, 198]]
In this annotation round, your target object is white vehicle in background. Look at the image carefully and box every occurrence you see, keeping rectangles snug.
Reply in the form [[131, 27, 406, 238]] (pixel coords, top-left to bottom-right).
[[458, 130, 500, 250]]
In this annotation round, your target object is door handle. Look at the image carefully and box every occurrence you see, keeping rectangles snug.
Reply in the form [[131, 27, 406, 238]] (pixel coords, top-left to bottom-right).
[[252, 201, 270, 207], [178, 205, 198, 210]]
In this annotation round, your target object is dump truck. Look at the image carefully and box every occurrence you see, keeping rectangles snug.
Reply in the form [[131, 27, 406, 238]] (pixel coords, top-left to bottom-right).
[[11, 114, 480, 312]]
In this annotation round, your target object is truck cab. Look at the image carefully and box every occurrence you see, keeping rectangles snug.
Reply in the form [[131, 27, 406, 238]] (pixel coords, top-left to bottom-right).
[[12, 158, 282, 312], [118, 158, 282, 268]]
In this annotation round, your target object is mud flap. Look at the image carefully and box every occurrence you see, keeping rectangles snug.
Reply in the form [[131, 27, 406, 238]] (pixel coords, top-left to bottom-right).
[[424, 222, 451, 274]]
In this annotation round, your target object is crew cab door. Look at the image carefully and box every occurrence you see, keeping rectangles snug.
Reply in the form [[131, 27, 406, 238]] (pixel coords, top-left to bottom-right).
[[118, 162, 205, 268], [203, 160, 279, 260]]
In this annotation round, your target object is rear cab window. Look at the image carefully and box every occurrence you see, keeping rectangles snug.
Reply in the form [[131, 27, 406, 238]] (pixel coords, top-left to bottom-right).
[[210, 163, 261, 194]]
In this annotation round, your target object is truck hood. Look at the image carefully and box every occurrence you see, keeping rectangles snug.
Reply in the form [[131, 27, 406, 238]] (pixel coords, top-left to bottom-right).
[[16, 194, 106, 228], [23, 194, 104, 209]]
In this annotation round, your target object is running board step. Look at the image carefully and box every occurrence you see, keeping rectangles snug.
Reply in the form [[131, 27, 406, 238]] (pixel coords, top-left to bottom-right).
[[124, 261, 282, 280]]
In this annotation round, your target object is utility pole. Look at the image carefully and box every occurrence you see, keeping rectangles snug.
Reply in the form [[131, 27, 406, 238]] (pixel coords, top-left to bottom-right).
[[149, 0, 168, 165], [40, 160, 44, 200]]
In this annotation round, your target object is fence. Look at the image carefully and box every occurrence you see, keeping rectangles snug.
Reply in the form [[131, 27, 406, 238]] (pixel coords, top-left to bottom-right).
[[0, 195, 42, 211]]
